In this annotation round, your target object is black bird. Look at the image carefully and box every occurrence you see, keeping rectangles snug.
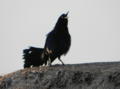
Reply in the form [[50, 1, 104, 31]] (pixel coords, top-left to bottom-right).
[[42, 12, 71, 66], [23, 47, 48, 68]]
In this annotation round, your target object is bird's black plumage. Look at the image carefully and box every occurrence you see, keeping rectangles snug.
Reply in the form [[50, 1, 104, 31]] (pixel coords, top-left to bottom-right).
[[23, 47, 48, 68], [42, 12, 71, 65], [23, 12, 71, 67]]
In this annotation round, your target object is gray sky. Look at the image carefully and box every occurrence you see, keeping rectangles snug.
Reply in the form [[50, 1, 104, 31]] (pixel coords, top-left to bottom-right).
[[0, 0, 120, 75]]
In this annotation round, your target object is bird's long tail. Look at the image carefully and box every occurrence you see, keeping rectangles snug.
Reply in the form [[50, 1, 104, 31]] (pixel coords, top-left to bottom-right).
[[23, 47, 44, 68]]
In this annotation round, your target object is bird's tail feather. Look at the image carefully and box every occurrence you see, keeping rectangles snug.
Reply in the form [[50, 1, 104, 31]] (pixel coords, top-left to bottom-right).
[[23, 46, 44, 68]]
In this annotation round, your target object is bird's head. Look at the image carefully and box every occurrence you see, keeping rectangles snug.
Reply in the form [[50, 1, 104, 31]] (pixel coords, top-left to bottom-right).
[[60, 11, 69, 19], [57, 11, 69, 26]]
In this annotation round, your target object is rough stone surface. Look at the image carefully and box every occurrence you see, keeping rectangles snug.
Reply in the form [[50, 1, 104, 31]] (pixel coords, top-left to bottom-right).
[[0, 62, 120, 89]]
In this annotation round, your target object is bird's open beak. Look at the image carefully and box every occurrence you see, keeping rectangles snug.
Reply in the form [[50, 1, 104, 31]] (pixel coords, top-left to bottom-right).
[[66, 11, 69, 16], [65, 11, 69, 19]]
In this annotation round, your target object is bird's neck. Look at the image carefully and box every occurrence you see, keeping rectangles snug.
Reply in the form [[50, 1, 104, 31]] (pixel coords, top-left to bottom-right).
[[54, 24, 68, 33]]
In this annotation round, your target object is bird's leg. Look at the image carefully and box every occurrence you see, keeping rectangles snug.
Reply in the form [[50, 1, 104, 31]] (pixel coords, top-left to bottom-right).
[[58, 57, 64, 65], [46, 48, 52, 66], [47, 57, 51, 66]]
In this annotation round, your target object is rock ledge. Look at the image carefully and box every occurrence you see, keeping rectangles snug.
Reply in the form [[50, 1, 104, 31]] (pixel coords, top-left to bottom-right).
[[0, 62, 120, 89]]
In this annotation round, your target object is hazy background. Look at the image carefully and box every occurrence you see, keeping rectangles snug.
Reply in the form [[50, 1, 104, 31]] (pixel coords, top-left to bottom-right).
[[0, 0, 120, 75]]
